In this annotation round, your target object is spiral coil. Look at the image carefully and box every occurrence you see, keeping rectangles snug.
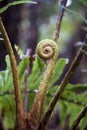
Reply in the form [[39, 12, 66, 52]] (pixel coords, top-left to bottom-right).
[[36, 39, 58, 60]]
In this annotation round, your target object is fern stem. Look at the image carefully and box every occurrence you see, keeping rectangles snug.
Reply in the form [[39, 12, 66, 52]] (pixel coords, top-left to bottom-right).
[[0, 17, 26, 130], [38, 35, 87, 130], [28, 39, 58, 128]]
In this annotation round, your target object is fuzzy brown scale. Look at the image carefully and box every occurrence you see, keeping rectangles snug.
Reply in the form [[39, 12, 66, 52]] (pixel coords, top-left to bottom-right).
[[28, 39, 58, 129]]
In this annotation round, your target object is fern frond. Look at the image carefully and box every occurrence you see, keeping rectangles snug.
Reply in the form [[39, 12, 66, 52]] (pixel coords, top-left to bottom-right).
[[0, 0, 37, 14]]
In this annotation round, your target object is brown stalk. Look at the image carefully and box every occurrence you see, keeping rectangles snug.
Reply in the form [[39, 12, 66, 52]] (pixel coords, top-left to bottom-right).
[[0, 17, 26, 130], [52, 0, 67, 42], [70, 104, 87, 130], [37, 0, 67, 129], [38, 19, 87, 130]]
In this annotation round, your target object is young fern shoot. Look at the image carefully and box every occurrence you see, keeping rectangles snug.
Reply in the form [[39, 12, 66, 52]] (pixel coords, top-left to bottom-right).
[[28, 39, 58, 129]]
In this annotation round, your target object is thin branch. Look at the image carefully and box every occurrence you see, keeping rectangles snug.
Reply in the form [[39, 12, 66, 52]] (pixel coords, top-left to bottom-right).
[[0, 18, 26, 130], [52, 0, 67, 42], [24, 49, 33, 115], [70, 105, 87, 130], [37, 34, 87, 130]]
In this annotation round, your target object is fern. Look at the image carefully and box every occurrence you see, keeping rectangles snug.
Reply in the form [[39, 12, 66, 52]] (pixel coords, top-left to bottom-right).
[[0, 0, 37, 14], [0, 46, 68, 129], [0, 45, 87, 129]]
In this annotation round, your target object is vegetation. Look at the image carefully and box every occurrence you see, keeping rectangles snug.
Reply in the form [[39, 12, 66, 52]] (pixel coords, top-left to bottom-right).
[[0, 0, 87, 130]]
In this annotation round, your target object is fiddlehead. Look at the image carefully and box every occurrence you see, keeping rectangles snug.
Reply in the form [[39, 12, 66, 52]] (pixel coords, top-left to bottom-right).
[[28, 39, 58, 128]]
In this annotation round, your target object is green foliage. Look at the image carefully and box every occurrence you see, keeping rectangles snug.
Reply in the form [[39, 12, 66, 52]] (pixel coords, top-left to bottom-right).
[[79, 0, 87, 7], [0, 46, 68, 129], [48, 83, 87, 130], [0, 0, 37, 14], [0, 1, 87, 129], [0, 45, 87, 129], [0, 52, 29, 129], [0, 95, 15, 129], [14, 45, 24, 59], [28, 57, 45, 91]]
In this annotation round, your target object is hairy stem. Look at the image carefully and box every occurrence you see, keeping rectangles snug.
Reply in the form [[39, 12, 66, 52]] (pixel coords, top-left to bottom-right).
[[38, 35, 87, 130], [28, 39, 58, 128], [0, 18, 26, 130]]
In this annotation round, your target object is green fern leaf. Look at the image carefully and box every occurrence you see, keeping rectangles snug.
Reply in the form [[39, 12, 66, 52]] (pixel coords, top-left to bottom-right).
[[18, 56, 29, 80], [0, 95, 15, 129], [66, 83, 87, 92], [48, 83, 87, 106], [0, 0, 37, 14], [14, 45, 24, 59], [28, 57, 45, 90], [79, 0, 87, 7], [50, 58, 68, 87]]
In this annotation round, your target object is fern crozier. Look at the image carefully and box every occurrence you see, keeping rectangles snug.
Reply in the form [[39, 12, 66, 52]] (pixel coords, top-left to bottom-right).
[[28, 39, 58, 128]]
